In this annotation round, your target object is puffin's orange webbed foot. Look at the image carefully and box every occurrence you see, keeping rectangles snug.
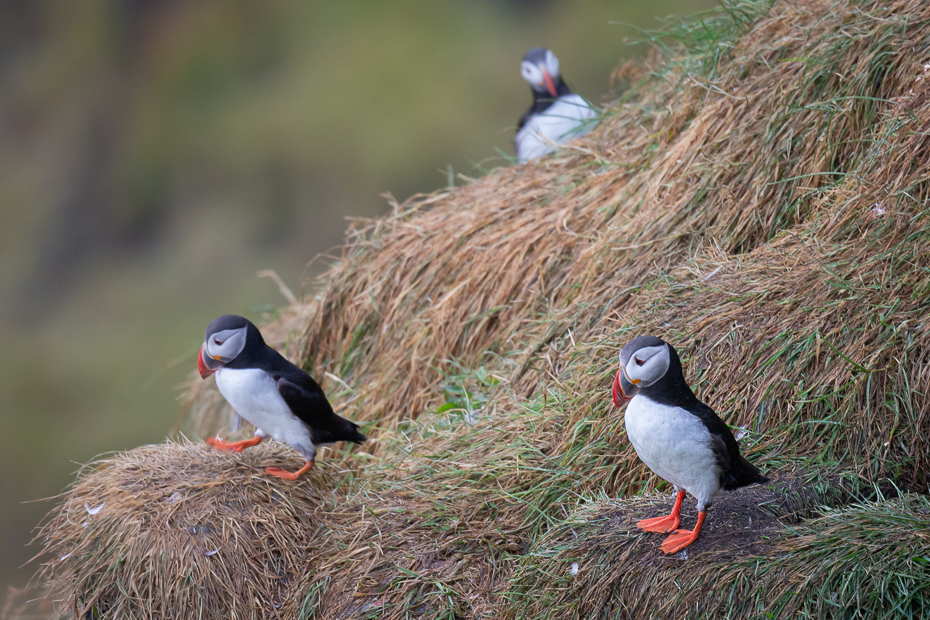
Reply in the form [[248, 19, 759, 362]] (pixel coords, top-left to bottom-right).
[[265, 460, 314, 481], [638, 489, 685, 533], [659, 510, 706, 554], [638, 514, 680, 534], [206, 435, 264, 452]]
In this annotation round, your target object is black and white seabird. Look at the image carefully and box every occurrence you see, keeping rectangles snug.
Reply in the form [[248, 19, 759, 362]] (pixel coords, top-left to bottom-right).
[[515, 47, 597, 163], [612, 336, 768, 554], [198, 314, 366, 480]]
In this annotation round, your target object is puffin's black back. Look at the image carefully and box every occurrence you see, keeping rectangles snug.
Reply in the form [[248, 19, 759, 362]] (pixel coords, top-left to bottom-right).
[[639, 341, 768, 490]]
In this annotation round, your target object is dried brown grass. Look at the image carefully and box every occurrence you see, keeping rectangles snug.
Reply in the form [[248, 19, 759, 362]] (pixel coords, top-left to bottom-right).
[[22, 0, 930, 618], [35, 442, 346, 618], [296, 0, 930, 475]]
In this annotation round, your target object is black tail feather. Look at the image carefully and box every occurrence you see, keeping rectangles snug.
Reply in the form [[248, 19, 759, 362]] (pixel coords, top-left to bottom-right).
[[348, 424, 367, 444], [724, 455, 769, 490], [314, 420, 367, 446]]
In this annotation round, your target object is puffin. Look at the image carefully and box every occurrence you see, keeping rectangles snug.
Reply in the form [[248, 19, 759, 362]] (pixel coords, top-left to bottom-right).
[[515, 47, 597, 163], [197, 314, 366, 480], [611, 335, 768, 554]]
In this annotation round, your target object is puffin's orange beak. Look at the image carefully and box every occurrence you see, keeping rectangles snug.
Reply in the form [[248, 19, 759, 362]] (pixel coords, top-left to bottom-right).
[[542, 69, 557, 97], [612, 369, 632, 408], [198, 344, 218, 379]]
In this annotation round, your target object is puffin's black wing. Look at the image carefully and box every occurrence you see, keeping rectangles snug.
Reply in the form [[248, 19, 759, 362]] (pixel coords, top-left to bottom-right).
[[275, 377, 367, 445], [690, 401, 768, 490], [246, 344, 366, 445]]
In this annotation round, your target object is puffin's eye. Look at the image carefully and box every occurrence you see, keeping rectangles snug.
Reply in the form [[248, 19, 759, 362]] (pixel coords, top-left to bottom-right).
[[634, 357, 645, 366], [214, 338, 224, 346]]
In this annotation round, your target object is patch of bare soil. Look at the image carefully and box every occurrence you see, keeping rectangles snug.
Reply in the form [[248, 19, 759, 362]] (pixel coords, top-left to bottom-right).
[[599, 471, 871, 560]]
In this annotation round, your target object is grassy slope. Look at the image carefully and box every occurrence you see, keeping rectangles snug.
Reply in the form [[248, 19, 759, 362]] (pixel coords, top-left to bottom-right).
[[29, 0, 930, 618]]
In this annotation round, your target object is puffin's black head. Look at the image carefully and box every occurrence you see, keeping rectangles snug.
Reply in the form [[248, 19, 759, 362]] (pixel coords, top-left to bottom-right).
[[521, 47, 561, 97], [612, 335, 676, 407], [198, 314, 265, 379]]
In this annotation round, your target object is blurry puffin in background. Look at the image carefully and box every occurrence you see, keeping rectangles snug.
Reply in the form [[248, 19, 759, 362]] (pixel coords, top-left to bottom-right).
[[198, 314, 366, 480], [515, 47, 597, 163], [612, 336, 768, 554]]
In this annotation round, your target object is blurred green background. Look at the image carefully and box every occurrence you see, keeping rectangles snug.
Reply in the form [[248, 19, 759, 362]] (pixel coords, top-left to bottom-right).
[[0, 0, 714, 596]]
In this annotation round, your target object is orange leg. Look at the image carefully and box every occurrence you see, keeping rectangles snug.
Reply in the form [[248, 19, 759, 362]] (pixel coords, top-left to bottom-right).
[[638, 489, 686, 533], [660, 510, 707, 554], [206, 435, 264, 453], [265, 460, 314, 481]]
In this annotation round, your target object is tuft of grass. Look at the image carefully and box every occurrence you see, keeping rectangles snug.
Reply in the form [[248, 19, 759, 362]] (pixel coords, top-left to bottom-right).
[[32, 440, 350, 619]]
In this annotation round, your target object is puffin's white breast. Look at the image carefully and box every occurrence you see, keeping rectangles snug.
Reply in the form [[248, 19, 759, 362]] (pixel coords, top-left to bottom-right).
[[516, 94, 597, 163], [624, 395, 722, 507], [215, 367, 314, 457]]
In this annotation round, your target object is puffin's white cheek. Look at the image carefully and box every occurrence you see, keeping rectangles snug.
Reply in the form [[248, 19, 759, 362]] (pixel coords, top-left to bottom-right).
[[522, 64, 543, 85]]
